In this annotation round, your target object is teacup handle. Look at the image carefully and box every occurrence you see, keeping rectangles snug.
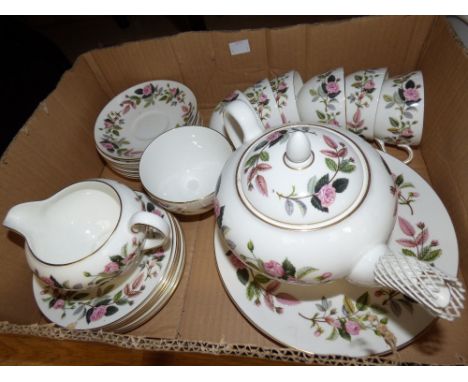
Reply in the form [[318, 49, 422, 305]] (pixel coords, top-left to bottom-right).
[[223, 100, 264, 149], [129, 211, 170, 251], [396, 144, 414, 164], [374, 138, 414, 164]]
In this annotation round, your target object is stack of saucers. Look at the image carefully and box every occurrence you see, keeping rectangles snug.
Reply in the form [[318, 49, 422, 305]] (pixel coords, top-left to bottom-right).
[[94, 80, 201, 179], [32, 192, 185, 333]]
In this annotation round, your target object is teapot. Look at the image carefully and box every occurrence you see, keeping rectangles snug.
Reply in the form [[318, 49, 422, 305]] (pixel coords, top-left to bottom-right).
[[3, 179, 170, 291], [215, 100, 465, 320]]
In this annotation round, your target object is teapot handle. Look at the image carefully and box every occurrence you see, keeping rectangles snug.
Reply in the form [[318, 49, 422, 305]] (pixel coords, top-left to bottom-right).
[[129, 211, 170, 251], [223, 100, 264, 149]]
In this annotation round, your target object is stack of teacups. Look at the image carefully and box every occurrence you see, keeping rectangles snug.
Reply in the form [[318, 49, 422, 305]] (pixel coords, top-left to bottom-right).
[[210, 68, 424, 163], [94, 80, 201, 179], [209, 70, 303, 147]]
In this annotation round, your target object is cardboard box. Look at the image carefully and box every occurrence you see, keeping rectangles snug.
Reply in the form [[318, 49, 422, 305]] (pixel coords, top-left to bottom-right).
[[1, 15, 467, 365]]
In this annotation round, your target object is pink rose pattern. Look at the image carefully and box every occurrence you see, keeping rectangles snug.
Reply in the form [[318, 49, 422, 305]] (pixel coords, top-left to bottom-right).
[[346, 69, 380, 137], [98, 82, 195, 157], [229, 242, 394, 342], [308, 71, 343, 127], [89, 305, 107, 322], [245, 82, 273, 128], [82, 239, 141, 288], [79, 197, 163, 289], [104, 261, 120, 274], [299, 293, 392, 343], [264, 260, 285, 278], [52, 299, 65, 310], [382, 72, 422, 144], [270, 73, 291, 123], [39, 232, 167, 326], [276, 134, 356, 215], [316, 184, 336, 208], [244, 130, 355, 216], [226, 248, 301, 315], [325, 81, 340, 94], [232, 239, 332, 287]]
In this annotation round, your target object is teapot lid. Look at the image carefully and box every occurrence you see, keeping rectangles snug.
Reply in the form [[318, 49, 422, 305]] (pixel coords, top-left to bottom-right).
[[236, 124, 369, 229]]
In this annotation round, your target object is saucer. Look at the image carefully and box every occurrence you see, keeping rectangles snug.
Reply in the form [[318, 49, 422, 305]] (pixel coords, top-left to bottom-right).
[[214, 151, 458, 357], [114, 217, 185, 333], [94, 80, 198, 161], [33, 192, 182, 332]]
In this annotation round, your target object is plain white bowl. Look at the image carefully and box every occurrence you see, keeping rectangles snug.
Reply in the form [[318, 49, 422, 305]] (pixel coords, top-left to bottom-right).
[[139, 126, 233, 215]]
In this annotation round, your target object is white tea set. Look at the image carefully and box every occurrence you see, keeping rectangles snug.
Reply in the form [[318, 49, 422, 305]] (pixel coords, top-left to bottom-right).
[[2, 67, 465, 356]]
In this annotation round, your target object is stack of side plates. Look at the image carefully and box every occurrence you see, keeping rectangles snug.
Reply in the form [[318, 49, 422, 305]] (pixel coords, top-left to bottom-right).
[[32, 192, 185, 333], [94, 80, 202, 179]]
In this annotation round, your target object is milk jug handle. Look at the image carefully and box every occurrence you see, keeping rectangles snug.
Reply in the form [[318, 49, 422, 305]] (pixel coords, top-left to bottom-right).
[[129, 211, 170, 251]]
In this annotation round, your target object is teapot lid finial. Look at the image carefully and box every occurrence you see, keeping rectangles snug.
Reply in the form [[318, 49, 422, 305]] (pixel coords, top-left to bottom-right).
[[236, 124, 370, 230], [284, 131, 314, 169]]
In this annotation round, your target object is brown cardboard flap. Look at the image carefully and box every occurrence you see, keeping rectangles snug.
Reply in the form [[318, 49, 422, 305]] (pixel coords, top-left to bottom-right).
[[268, 25, 308, 78], [304, 16, 435, 78], [84, 37, 184, 97], [418, 17, 468, 280], [52, 55, 111, 132]]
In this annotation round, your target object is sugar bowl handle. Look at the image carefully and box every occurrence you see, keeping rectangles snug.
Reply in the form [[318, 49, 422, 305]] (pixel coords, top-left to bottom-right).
[[129, 211, 170, 251]]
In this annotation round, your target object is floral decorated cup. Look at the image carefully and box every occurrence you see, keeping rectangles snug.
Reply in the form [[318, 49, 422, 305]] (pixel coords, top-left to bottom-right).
[[214, 117, 464, 320], [270, 70, 303, 124], [3, 179, 171, 291], [374, 71, 424, 164], [297, 67, 346, 128], [345, 68, 388, 140], [244, 78, 283, 129], [139, 126, 233, 215]]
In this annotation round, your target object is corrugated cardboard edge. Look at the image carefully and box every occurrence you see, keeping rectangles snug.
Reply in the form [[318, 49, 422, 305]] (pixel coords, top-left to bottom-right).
[[0, 321, 427, 365]]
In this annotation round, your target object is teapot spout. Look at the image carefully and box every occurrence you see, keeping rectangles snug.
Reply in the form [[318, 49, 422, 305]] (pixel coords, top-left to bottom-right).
[[375, 251, 465, 321], [3, 201, 43, 242]]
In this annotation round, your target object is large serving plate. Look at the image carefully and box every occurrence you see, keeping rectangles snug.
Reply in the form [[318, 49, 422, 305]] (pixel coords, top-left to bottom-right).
[[215, 151, 458, 357]]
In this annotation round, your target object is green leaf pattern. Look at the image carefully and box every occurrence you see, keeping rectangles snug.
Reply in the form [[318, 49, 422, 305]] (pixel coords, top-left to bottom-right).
[[381, 73, 422, 144], [98, 82, 195, 157], [276, 134, 356, 215]]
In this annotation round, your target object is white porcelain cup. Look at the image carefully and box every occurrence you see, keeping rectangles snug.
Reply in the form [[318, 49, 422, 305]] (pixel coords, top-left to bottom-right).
[[374, 71, 424, 164], [297, 67, 346, 128], [345, 68, 388, 140], [244, 78, 283, 129], [270, 70, 303, 124], [140, 126, 233, 215]]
